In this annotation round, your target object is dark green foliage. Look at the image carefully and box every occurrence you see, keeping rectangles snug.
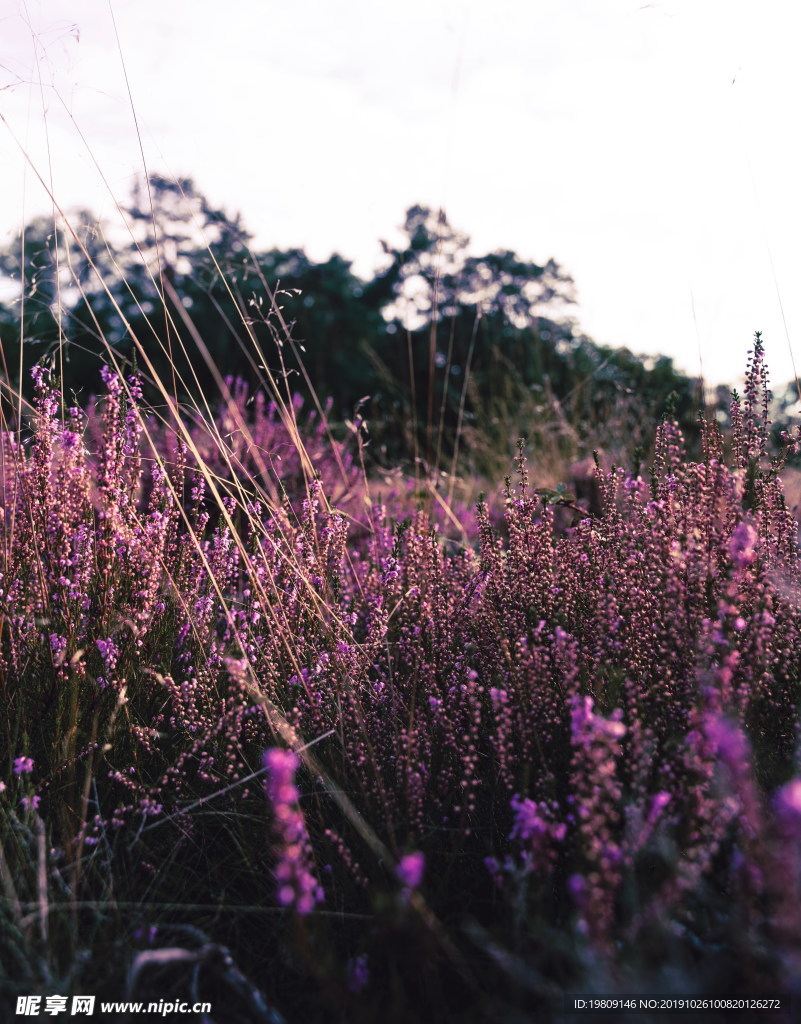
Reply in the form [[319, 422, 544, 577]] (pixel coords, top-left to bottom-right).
[[0, 180, 702, 477]]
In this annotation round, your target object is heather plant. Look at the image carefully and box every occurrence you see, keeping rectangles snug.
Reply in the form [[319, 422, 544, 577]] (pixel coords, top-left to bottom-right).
[[2, 324, 801, 1022]]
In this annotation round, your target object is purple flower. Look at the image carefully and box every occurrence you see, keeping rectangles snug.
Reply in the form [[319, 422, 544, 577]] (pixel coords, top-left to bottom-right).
[[96, 637, 118, 663], [348, 954, 369, 993], [775, 779, 801, 816], [729, 521, 758, 569], [264, 748, 300, 804], [508, 796, 566, 872], [264, 747, 323, 915], [570, 695, 595, 739], [647, 791, 672, 824], [705, 714, 749, 766], [510, 797, 549, 843], [774, 779, 801, 836], [396, 851, 425, 889], [20, 794, 41, 812], [13, 757, 34, 776]]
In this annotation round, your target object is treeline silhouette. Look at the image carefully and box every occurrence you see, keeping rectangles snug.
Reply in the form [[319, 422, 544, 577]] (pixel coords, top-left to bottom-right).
[[0, 175, 705, 474]]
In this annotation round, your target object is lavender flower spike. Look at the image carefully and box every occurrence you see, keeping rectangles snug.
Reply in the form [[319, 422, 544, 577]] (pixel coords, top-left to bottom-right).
[[263, 747, 324, 915], [13, 757, 34, 776], [396, 851, 425, 889]]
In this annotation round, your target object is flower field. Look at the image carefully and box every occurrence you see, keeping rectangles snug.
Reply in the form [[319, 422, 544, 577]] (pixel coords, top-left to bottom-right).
[[2, 333, 801, 1022]]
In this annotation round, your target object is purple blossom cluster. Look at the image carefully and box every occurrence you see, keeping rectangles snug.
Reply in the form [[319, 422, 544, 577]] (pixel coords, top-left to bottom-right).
[[396, 851, 425, 890], [3, 336, 801, 1008], [263, 748, 324, 915]]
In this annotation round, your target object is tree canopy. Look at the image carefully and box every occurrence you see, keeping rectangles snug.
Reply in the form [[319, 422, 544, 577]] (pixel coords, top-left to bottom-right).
[[0, 176, 701, 473]]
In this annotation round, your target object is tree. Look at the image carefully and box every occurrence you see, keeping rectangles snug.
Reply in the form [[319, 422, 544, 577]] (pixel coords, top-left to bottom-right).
[[0, 209, 119, 408], [251, 248, 386, 415], [364, 205, 580, 469], [0, 190, 702, 477], [378, 204, 575, 329]]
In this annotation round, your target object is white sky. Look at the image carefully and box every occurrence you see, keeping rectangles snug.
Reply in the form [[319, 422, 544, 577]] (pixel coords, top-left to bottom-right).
[[1, 0, 800, 390]]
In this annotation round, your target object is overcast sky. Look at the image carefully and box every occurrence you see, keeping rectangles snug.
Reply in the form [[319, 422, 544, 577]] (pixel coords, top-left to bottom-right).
[[1, 0, 800, 391]]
